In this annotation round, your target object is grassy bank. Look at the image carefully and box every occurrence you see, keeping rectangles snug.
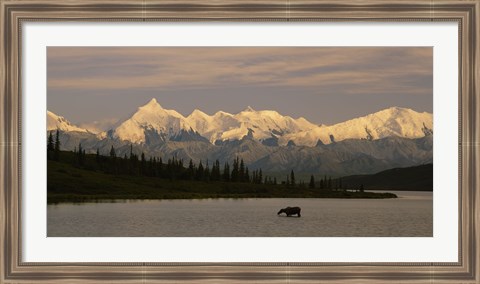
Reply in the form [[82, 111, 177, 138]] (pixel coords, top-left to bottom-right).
[[48, 160, 397, 203]]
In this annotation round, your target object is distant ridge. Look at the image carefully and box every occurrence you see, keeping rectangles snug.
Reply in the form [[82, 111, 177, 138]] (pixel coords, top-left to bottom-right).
[[340, 164, 433, 191], [48, 98, 433, 146], [281, 106, 433, 146]]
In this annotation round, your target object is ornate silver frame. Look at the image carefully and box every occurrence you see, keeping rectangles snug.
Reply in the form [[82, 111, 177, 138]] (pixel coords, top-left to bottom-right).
[[1, 0, 479, 283]]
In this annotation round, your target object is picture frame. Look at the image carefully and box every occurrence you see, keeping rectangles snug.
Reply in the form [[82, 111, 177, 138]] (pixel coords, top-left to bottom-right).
[[1, 0, 478, 283]]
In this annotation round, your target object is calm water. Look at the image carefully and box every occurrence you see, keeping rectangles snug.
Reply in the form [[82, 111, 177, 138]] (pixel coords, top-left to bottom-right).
[[47, 191, 432, 237]]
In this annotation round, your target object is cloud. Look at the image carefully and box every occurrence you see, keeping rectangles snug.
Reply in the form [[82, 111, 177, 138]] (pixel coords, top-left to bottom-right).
[[47, 47, 432, 97]]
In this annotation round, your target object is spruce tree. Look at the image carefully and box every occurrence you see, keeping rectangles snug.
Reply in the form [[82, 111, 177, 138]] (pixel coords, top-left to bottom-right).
[[152, 157, 158, 177], [188, 159, 195, 180], [140, 152, 146, 176], [47, 132, 54, 151], [77, 143, 83, 165], [96, 148, 100, 164], [239, 159, 245, 182], [158, 157, 163, 178], [54, 129, 61, 161], [197, 161, 204, 181], [109, 145, 116, 158], [212, 160, 221, 181], [309, 175, 315, 188], [147, 157, 153, 176], [47, 132, 54, 160], [123, 154, 128, 173], [231, 157, 239, 182], [204, 163, 211, 182], [290, 170, 296, 186], [223, 162, 230, 181]]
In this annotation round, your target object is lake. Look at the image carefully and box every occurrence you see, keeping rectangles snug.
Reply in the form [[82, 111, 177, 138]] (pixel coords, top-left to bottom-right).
[[47, 191, 432, 237]]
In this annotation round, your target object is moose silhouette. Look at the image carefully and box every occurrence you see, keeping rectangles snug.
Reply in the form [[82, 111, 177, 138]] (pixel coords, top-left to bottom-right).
[[277, 206, 301, 217]]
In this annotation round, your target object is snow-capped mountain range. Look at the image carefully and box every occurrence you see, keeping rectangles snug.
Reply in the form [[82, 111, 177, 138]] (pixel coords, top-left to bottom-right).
[[46, 99, 433, 175], [48, 98, 433, 147]]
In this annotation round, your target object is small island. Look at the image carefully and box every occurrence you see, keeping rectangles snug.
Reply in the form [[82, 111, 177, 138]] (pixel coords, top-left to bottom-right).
[[47, 138, 397, 204]]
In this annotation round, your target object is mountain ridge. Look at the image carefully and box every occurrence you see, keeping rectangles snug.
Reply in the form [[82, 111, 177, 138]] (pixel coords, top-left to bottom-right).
[[46, 99, 433, 175], [47, 99, 433, 147]]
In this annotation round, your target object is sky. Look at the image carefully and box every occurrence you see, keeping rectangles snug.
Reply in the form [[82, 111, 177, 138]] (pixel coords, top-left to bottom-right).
[[47, 47, 432, 131]]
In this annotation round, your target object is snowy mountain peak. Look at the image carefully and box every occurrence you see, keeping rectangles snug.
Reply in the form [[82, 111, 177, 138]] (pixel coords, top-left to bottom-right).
[[280, 106, 433, 146], [146, 97, 158, 105], [139, 98, 163, 111], [47, 111, 88, 133], [376, 106, 431, 118], [190, 109, 209, 117], [50, 99, 433, 147], [112, 99, 194, 144]]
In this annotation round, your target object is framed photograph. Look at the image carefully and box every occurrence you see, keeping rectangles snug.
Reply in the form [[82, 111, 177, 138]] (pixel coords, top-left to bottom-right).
[[1, 0, 479, 283]]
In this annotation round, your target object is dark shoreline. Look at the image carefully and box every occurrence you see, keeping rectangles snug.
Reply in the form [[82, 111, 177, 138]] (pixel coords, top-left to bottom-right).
[[48, 192, 398, 204]]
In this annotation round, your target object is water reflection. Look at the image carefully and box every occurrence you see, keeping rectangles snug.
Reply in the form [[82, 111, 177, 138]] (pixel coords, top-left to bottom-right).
[[48, 191, 432, 237]]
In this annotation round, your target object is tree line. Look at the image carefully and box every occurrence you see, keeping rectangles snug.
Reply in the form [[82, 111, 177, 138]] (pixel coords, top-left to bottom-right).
[[285, 172, 345, 190], [48, 135, 281, 184], [47, 130, 61, 161], [48, 130, 352, 189]]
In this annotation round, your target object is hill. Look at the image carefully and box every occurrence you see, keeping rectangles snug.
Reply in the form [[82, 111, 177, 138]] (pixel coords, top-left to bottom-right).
[[340, 164, 433, 191]]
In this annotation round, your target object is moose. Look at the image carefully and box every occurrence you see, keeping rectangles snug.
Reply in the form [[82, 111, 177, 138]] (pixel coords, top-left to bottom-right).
[[277, 206, 301, 217]]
